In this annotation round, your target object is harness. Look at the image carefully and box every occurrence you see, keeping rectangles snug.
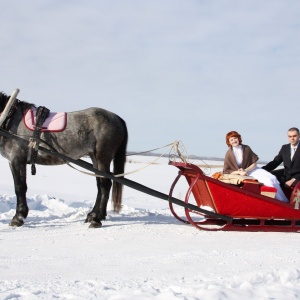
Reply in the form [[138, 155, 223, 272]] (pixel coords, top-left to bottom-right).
[[27, 106, 50, 175], [1, 89, 67, 176]]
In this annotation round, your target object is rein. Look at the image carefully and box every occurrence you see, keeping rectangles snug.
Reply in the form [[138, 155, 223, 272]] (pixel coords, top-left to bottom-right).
[[68, 141, 180, 178]]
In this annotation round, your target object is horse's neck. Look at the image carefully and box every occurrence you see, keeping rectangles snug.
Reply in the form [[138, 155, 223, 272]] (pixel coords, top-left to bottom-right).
[[3, 103, 27, 131]]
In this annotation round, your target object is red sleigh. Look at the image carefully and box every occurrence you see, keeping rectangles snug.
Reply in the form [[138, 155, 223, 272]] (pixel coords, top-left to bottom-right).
[[169, 161, 300, 232]]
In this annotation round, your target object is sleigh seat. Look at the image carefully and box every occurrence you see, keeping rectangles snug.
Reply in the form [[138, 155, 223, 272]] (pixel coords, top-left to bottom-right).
[[212, 172, 277, 198]]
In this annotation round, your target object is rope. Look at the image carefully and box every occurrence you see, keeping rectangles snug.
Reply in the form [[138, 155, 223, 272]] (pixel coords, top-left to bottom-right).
[[65, 141, 180, 178], [10, 131, 180, 178], [126, 141, 177, 156], [13, 129, 181, 179], [12, 129, 222, 178], [169, 142, 223, 175], [8, 127, 224, 180]]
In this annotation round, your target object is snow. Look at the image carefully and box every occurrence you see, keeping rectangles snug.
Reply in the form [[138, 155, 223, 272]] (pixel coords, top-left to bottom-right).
[[1, 155, 300, 299]]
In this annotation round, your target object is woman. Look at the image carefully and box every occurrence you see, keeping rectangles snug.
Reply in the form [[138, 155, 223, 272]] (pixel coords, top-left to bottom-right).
[[223, 131, 288, 202]]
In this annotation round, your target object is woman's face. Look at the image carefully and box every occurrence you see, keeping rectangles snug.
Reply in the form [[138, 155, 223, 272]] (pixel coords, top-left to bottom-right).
[[228, 136, 240, 147]]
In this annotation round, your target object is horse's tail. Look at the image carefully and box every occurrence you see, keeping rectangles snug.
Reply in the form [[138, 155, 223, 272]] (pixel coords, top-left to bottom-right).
[[112, 118, 128, 212]]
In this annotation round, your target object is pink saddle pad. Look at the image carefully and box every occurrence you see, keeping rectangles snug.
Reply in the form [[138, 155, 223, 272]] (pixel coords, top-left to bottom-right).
[[24, 108, 67, 132]]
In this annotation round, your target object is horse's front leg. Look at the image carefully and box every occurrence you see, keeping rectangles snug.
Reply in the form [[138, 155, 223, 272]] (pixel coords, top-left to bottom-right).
[[9, 160, 28, 227], [85, 177, 112, 228]]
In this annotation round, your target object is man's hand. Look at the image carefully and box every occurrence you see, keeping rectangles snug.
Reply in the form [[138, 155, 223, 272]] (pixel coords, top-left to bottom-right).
[[285, 178, 296, 187]]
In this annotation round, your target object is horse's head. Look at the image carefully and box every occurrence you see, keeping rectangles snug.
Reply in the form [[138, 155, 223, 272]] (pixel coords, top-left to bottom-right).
[[0, 92, 10, 113]]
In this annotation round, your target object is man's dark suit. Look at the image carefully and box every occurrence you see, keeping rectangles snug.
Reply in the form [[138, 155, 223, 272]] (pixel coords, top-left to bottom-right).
[[262, 143, 300, 187]]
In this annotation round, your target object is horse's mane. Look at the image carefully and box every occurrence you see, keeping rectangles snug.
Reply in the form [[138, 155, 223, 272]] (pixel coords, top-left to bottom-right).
[[0, 91, 36, 113], [18, 99, 36, 112]]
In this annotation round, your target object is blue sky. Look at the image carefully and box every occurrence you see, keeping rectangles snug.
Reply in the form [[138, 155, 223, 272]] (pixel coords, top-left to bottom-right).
[[1, 0, 300, 160]]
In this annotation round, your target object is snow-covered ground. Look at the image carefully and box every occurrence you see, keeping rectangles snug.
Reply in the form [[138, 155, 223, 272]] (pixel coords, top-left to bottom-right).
[[1, 154, 300, 299]]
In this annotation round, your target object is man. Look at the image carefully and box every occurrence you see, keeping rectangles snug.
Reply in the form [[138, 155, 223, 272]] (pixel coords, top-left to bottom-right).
[[262, 127, 300, 187]]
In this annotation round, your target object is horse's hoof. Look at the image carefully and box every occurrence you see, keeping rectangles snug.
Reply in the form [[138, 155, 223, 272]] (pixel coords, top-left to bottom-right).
[[85, 213, 106, 223], [9, 218, 24, 227], [84, 216, 93, 223], [88, 221, 102, 228], [85, 212, 97, 223]]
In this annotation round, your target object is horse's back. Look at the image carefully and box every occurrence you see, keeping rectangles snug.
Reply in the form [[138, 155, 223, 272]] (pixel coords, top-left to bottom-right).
[[41, 107, 127, 160], [67, 107, 127, 138], [70, 107, 124, 126]]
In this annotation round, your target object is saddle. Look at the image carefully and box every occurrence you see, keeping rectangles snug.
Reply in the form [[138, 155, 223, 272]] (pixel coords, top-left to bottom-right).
[[24, 107, 67, 175], [24, 108, 67, 132]]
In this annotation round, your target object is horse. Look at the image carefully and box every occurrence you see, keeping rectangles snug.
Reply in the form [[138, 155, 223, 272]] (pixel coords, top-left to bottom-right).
[[0, 91, 128, 228]]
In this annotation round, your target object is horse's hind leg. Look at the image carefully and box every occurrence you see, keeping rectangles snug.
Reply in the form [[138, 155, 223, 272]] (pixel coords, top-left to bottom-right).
[[9, 160, 29, 227], [85, 161, 112, 228], [85, 177, 112, 228]]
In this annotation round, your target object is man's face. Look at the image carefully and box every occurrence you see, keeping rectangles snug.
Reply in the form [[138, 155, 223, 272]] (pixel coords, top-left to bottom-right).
[[288, 130, 300, 147]]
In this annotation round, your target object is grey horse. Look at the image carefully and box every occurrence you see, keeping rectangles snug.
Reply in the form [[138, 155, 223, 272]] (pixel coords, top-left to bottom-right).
[[0, 91, 128, 228]]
